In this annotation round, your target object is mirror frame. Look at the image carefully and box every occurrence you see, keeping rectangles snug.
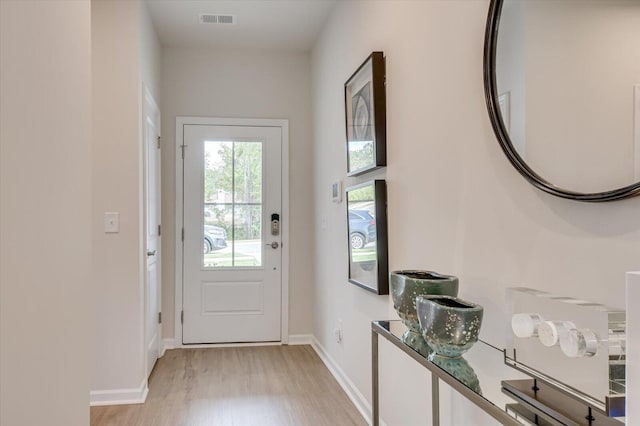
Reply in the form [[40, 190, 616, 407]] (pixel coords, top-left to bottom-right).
[[483, 0, 640, 202]]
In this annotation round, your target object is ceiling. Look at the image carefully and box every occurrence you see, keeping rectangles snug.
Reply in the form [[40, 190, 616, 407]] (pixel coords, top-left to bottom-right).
[[145, 0, 338, 51]]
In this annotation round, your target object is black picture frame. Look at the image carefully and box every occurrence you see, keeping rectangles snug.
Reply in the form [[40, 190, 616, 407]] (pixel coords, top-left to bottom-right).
[[345, 52, 387, 176], [346, 180, 388, 295]]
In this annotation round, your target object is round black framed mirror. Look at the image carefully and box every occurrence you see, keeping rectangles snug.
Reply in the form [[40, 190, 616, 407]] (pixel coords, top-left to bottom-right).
[[484, 0, 640, 202]]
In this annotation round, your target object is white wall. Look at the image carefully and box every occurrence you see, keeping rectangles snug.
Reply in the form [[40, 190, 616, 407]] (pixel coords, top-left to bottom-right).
[[91, 0, 161, 402], [160, 48, 314, 340], [497, 1, 640, 189], [140, 2, 162, 103], [0, 1, 92, 425], [495, 0, 526, 157], [311, 1, 640, 424], [525, 1, 640, 193]]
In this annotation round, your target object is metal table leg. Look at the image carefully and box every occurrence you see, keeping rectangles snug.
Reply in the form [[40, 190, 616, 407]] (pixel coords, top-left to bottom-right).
[[432, 374, 440, 426], [372, 329, 379, 426]]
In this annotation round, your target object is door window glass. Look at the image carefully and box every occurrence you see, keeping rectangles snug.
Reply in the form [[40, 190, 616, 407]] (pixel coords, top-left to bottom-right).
[[203, 140, 263, 268]]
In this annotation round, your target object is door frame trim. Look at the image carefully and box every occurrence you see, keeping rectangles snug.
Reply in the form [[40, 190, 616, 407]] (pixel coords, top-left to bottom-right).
[[143, 84, 161, 380], [174, 116, 290, 345]]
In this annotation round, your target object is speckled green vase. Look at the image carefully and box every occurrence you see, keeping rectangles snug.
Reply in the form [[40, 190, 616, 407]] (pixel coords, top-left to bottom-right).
[[430, 354, 482, 395], [416, 295, 483, 358], [390, 270, 459, 337], [401, 330, 432, 358]]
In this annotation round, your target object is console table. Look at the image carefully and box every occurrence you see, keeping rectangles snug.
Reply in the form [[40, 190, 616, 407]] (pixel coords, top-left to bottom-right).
[[372, 320, 531, 425], [372, 320, 627, 426]]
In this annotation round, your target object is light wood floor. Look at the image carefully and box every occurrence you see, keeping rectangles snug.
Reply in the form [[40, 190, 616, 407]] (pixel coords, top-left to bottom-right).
[[90, 345, 367, 426]]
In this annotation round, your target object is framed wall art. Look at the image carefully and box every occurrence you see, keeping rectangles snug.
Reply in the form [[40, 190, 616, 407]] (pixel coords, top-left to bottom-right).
[[346, 180, 388, 295], [345, 51, 386, 176]]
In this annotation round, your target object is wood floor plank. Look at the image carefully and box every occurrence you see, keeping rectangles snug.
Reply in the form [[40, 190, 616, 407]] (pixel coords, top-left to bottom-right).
[[90, 345, 367, 426]]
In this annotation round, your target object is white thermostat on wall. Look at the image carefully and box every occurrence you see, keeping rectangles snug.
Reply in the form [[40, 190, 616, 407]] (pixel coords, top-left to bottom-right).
[[332, 180, 342, 203]]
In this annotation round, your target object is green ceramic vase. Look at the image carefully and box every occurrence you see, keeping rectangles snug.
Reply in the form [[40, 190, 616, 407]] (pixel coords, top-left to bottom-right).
[[416, 295, 483, 358], [390, 270, 459, 335], [430, 354, 482, 394], [401, 330, 432, 358]]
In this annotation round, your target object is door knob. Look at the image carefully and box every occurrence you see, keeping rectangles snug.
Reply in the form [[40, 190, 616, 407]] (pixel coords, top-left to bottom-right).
[[265, 242, 279, 249], [147, 250, 157, 256]]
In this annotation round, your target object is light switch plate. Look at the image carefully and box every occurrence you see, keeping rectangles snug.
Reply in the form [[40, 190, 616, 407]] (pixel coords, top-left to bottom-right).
[[104, 212, 119, 233]]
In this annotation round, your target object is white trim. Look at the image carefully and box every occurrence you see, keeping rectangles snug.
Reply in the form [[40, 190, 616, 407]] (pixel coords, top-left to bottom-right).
[[90, 379, 149, 406], [634, 85, 640, 181], [142, 83, 162, 384], [280, 120, 290, 344], [287, 334, 314, 345], [160, 337, 284, 350], [144, 86, 161, 131], [175, 117, 290, 345], [174, 118, 183, 346], [178, 342, 283, 349], [160, 338, 176, 357], [310, 337, 375, 426]]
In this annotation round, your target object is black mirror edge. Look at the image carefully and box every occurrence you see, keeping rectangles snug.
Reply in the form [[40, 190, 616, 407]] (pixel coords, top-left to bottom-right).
[[482, 0, 640, 202]]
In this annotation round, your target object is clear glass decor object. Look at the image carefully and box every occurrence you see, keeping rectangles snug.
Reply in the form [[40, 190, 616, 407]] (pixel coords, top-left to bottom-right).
[[537, 320, 576, 347], [561, 328, 599, 358], [511, 313, 544, 338], [506, 287, 626, 415]]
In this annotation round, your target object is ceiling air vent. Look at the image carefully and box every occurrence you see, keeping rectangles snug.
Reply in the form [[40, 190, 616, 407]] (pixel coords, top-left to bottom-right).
[[199, 14, 235, 25]]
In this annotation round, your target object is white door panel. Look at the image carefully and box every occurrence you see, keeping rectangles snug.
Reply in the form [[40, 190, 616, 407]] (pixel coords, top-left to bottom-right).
[[201, 281, 264, 314], [182, 124, 282, 344], [146, 259, 159, 371]]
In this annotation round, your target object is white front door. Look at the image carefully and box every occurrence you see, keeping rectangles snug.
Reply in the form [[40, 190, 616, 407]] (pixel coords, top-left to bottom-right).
[[182, 124, 282, 344], [144, 89, 161, 377]]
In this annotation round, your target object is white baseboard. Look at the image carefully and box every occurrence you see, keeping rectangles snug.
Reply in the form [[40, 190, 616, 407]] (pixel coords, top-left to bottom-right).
[[287, 334, 313, 345], [310, 336, 378, 426], [161, 338, 176, 356], [161, 337, 293, 350], [90, 379, 148, 406]]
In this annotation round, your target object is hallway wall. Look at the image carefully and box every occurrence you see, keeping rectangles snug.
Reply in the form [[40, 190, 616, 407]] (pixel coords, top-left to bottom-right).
[[160, 48, 315, 341], [0, 1, 92, 424], [91, 0, 161, 402]]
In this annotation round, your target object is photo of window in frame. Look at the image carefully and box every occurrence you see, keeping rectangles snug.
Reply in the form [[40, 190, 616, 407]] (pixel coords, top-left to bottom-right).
[[346, 179, 388, 295], [345, 51, 387, 176]]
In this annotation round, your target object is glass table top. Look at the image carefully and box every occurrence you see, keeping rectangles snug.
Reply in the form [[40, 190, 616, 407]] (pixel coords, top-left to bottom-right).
[[374, 320, 535, 424]]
